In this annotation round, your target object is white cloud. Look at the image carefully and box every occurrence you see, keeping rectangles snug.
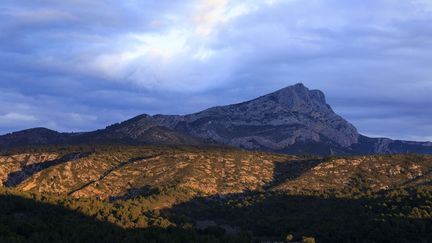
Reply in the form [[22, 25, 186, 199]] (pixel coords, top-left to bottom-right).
[[67, 113, 98, 123], [0, 112, 37, 122], [79, 0, 278, 92]]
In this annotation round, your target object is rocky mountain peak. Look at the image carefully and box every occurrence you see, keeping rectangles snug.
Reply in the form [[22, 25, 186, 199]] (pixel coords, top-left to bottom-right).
[[175, 83, 359, 150], [2, 83, 432, 155], [262, 83, 328, 112]]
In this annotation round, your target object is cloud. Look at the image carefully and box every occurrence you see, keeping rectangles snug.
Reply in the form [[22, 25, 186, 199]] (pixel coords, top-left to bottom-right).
[[0, 112, 37, 122], [0, 0, 431, 141]]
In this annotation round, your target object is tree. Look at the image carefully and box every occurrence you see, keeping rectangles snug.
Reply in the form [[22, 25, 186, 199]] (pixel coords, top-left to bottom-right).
[[286, 233, 294, 242], [302, 236, 316, 243]]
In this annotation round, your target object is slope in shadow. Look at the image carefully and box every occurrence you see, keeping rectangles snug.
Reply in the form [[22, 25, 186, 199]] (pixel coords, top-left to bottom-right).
[[0, 193, 253, 243], [2, 187, 431, 243], [0, 194, 126, 242], [4, 152, 92, 187], [264, 159, 322, 189], [164, 191, 432, 242]]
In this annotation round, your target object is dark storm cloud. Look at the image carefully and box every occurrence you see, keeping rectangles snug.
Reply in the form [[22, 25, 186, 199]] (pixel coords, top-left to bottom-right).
[[0, 0, 431, 141]]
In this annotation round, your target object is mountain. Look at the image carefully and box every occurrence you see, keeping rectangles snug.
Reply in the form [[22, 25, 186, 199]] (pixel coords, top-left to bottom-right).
[[1, 83, 431, 155], [72, 122, 202, 146], [118, 83, 360, 154], [0, 128, 71, 148]]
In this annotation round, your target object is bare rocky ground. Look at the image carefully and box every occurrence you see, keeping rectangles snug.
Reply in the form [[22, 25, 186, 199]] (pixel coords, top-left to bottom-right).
[[1, 146, 431, 201]]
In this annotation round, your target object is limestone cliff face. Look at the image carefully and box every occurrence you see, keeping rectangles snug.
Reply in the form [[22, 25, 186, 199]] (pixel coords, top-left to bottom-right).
[[179, 83, 358, 149], [103, 83, 359, 152]]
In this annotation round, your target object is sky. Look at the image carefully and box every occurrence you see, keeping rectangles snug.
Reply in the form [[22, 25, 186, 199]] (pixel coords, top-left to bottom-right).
[[0, 0, 432, 141]]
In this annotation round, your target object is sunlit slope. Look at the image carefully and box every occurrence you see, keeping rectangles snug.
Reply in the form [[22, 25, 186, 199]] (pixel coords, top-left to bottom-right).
[[1, 146, 431, 200], [0, 146, 294, 199]]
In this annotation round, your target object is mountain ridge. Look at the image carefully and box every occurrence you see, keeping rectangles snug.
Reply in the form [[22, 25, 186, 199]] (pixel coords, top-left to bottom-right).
[[1, 83, 431, 155]]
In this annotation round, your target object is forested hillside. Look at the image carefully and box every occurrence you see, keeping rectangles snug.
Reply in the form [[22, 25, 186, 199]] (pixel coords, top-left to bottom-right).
[[0, 146, 431, 242]]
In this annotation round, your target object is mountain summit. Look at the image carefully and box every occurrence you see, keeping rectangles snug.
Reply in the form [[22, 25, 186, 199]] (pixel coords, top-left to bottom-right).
[[1, 83, 431, 155], [165, 83, 359, 151]]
